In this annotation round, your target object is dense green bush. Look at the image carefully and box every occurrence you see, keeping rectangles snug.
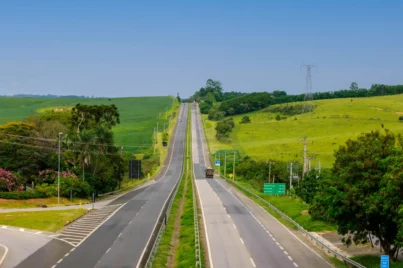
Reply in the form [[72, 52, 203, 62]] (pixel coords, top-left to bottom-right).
[[240, 116, 251, 124], [219, 92, 271, 116], [0, 191, 48, 199]]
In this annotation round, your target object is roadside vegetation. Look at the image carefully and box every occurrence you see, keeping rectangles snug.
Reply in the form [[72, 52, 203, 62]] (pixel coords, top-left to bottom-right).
[[0, 96, 178, 210], [0, 209, 87, 232]]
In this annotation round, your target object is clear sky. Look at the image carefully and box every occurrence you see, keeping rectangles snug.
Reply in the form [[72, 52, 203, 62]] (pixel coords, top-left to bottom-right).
[[0, 0, 402, 98]]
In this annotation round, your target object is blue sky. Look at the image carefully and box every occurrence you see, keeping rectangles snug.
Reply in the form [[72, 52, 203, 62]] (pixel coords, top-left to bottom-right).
[[0, 0, 402, 97]]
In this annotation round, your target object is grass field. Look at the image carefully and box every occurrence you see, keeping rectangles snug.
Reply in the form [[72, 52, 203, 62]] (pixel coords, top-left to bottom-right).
[[203, 94, 403, 168], [0, 96, 177, 153], [0, 209, 87, 232]]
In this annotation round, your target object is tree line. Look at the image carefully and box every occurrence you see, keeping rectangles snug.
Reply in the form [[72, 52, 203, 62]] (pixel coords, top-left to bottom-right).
[[187, 79, 403, 120]]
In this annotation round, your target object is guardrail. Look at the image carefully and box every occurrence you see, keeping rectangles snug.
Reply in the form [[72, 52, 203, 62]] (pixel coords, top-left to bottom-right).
[[225, 179, 366, 268], [192, 174, 202, 268]]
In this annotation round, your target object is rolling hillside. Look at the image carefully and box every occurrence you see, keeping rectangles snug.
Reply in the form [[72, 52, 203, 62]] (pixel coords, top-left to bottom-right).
[[0, 96, 177, 153], [202, 94, 403, 168]]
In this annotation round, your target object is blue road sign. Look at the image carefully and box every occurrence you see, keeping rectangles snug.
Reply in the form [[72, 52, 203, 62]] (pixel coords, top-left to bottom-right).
[[381, 255, 389, 268], [215, 160, 220, 166]]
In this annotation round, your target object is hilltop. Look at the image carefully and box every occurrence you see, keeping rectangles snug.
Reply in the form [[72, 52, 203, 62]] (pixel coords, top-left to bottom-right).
[[202, 94, 403, 168]]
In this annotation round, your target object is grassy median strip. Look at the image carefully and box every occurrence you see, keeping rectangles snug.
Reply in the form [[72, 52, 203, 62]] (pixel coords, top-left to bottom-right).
[[0, 209, 87, 232]]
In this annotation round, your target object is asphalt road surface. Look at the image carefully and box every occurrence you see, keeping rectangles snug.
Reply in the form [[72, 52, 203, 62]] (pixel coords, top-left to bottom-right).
[[191, 104, 330, 268], [17, 103, 187, 268]]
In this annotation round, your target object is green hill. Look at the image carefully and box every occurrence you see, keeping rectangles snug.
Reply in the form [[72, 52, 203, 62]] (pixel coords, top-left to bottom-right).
[[0, 96, 177, 153], [202, 94, 403, 168]]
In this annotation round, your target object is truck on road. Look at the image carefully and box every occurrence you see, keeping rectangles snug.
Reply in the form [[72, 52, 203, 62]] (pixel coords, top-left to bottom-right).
[[205, 167, 214, 178]]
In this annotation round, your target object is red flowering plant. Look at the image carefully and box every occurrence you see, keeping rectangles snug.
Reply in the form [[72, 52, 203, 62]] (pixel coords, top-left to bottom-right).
[[0, 168, 23, 192], [38, 169, 78, 184]]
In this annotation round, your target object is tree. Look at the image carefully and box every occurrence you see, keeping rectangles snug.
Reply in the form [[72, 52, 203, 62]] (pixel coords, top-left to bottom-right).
[[215, 121, 232, 140], [350, 82, 358, 90], [311, 130, 403, 259], [399, 115, 403, 122], [240, 116, 251, 124], [275, 114, 281, 121], [71, 104, 120, 135]]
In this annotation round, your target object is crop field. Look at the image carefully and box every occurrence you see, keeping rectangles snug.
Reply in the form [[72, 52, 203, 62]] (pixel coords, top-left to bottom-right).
[[0, 96, 177, 153], [203, 94, 403, 168]]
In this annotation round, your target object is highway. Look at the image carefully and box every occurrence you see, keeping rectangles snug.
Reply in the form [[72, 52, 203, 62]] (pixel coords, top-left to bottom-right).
[[191, 104, 330, 268], [16, 103, 188, 268]]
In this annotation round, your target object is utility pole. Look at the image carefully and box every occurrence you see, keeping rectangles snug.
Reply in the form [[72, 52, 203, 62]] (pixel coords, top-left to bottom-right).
[[301, 136, 313, 180], [224, 153, 227, 178], [153, 128, 156, 154], [120, 145, 123, 157], [214, 153, 217, 174], [289, 162, 293, 190], [57, 132, 63, 204], [268, 161, 274, 183], [233, 152, 236, 181]]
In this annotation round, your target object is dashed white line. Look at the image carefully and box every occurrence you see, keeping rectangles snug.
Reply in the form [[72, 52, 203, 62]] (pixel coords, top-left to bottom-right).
[[284, 250, 289, 255], [51, 265, 56, 268], [106, 247, 111, 254], [269, 233, 273, 237], [250, 258, 256, 267], [276, 242, 280, 246], [64, 253, 70, 257], [118, 233, 122, 238], [233, 224, 237, 229], [129, 220, 132, 224], [272, 237, 277, 242], [279, 246, 284, 250], [288, 256, 293, 261], [19, 228, 25, 232], [266, 230, 270, 234], [136, 212, 139, 216], [240, 238, 244, 244], [57, 259, 63, 264], [293, 262, 299, 267], [1, 226, 7, 229], [35, 231, 42, 234], [70, 248, 75, 252]]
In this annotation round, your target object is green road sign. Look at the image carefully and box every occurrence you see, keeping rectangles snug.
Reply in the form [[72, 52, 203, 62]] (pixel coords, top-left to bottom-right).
[[263, 183, 286, 195]]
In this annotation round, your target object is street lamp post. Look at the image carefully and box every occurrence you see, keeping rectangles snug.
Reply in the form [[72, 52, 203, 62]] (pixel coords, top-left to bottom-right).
[[58, 132, 63, 204]]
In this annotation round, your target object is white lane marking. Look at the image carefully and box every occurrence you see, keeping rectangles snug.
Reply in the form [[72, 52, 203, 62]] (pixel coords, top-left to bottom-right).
[[250, 258, 256, 267], [35, 231, 42, 234], [1, 226, 7, 229], [276, 242, 280, 246], [250, 200, 333, 266], [240, 238, 244, 244], [19, 228, 25, 232], [272, 238, 277, 242], [288, 256, 293, 261], [266, 230, 270, 234], [129, 220, 132, 224], [279, 246, 284, 250], [70, 248, 75, 252], [293, 262, 299, 267], [136, 104, 186, 268], [136, 212, 139, 216], [284, 250, 289, 255], [269, 234, 273, 237], [233, 224, 237, 229], [57, 259, 63, 264], [64, 253, 70, 257], [118, 233, 122, 238], [106, 247, 111, 254], [51, 265, 56, 268], [0, 244, 9, 266]]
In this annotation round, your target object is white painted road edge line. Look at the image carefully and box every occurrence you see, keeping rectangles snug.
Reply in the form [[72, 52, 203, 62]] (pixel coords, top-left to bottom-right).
[[293, 262, 299, 267], [135, 104, 185, 268], [250, 257, 256, 267], [0, 244, 9, 266], [240, 238, 244, 244]]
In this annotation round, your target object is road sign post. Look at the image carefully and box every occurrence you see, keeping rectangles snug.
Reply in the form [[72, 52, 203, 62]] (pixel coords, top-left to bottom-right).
[[381, 255, 389, 268], [263, 183, 286, 195], [215, 160, 220, 166]]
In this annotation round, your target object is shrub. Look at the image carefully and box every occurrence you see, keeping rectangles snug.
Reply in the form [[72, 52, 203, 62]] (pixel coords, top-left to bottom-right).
[[35, 184, 57, 197], [275, 114, 281, 121], [399, 116, 403, 122], [240, 116, 251, 124], [0, 191, 48, 199], [0, 168, 23, 192]]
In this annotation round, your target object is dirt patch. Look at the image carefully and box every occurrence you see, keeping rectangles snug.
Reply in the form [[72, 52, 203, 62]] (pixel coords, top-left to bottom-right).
[[166, 175, 188, 268], [396, 112, 403, 115], [301, 210, 309, 215]]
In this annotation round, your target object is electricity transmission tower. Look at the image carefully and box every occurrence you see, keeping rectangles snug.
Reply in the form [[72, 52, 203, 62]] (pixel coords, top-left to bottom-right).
[[301, 64, 315, 112]]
